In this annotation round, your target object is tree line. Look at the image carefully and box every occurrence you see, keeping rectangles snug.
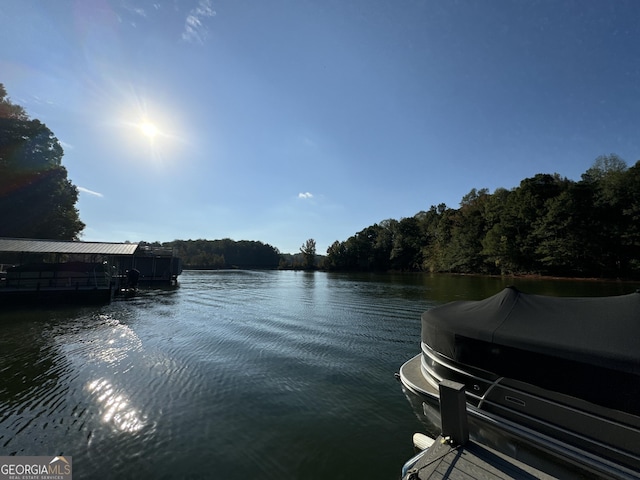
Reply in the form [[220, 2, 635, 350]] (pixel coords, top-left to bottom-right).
[[139, 238, 321, 270], [325, 155, 640, 279], [141, 239, 282, 269]]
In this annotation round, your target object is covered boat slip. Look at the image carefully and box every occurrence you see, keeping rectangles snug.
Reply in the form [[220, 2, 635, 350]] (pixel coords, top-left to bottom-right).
[[0, 239, 138, 304], [0, 238, 182, 288], [0, 238, 182, 304], [422, 287, 640, 414], [0, 238, 139, 268]]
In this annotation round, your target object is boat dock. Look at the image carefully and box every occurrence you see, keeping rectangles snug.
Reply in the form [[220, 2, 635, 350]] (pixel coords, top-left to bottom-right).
[[403, 434, 557, 479], [0, 238, 183, 305], [401, 381, 592, 480]]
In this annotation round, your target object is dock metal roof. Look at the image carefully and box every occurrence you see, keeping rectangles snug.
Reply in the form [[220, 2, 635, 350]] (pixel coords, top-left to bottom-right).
[[0, 238, 139, 255]]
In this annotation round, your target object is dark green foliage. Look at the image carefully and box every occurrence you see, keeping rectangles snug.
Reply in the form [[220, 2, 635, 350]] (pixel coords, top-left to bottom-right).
[[326, 156, 640, 279], [482, 174, 571, 274], [299, 238, 317, 269], [0, 84, 84, 239], [162, 238, 281, 269], [325, 222, 395, 271], [326, 240, 348, 270], [390, 217, 422, 271], [445, 188, 490, 273]]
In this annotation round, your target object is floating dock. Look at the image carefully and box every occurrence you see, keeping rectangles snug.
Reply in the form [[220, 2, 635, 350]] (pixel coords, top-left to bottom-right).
[[403, 434, 557, 479]]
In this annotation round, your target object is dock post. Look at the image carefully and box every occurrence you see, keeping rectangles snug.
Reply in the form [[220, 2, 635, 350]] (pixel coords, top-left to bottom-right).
[[438, 380, 469, 446]]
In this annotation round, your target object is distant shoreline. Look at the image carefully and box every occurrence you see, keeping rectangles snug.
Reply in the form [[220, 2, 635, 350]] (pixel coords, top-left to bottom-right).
[[181, 267, 639, 284]]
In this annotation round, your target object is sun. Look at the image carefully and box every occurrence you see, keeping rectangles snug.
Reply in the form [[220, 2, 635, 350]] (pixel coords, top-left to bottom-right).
[[139, 121, 159, 138]]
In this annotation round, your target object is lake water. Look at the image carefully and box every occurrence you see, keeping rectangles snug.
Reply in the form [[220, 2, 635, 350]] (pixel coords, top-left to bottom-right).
[[0, 270, 635, 479]]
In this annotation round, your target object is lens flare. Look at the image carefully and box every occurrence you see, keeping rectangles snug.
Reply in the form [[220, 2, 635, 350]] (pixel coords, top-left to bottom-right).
[[139, 121, 159, 138]]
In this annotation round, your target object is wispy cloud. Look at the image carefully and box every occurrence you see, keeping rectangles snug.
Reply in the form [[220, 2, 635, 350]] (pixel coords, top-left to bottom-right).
[[298, 192, 313, 199], [78, 186, 104, 198], [121, 1, 147, 18], [119, 1, 162, 27], [182, 0, 216, 44], [59, 140, 74, 151]]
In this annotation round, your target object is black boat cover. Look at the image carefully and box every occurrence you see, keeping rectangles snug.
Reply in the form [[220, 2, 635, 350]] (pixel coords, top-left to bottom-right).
[[422, 287, 640, 376]]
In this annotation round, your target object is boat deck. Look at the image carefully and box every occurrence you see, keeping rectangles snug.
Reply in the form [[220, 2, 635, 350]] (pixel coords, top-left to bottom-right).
[[399, 359, 608, 479], [405, 435, 557, 479]]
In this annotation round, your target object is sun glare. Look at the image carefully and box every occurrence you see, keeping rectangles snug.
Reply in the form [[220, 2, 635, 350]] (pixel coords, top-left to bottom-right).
[[115, 97, 185, 168], [139, 121, 159, 138]]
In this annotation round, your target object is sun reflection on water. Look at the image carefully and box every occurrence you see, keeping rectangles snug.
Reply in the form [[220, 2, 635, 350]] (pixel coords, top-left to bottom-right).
[[87, 378, 146, 433], [91, 315, 143, 365]]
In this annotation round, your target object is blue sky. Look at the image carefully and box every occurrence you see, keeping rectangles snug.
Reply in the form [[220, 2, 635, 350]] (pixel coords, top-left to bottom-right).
[[1, 1, 638, 254]]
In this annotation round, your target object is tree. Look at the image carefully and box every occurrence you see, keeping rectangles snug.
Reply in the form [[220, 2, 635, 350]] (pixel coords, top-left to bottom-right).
[[581, 154, 627, 183], [416, 204, 450, 272], [579, 155, 632, 276], [390, 216, 422, 270], [619, 161, 640, 273], [480, 174, 569, 274], [299, 238, 317, 269], [326, 240, 346, 270], [445, 188, 490, 273], [533, 183, 596, 276], [0, 84, 84, 239], [0, 84, 27, 120]]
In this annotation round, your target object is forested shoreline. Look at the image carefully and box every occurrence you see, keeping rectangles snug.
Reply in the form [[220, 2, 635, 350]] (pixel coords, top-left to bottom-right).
[[137, 238, 317, 270], [325, 155, 640, 279], [145, 238, 283, 270]]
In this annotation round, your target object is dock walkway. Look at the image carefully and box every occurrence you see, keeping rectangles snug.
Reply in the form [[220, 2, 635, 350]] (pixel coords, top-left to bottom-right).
[[401, 379, 572, 479], [404, 435, 556, 479]]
